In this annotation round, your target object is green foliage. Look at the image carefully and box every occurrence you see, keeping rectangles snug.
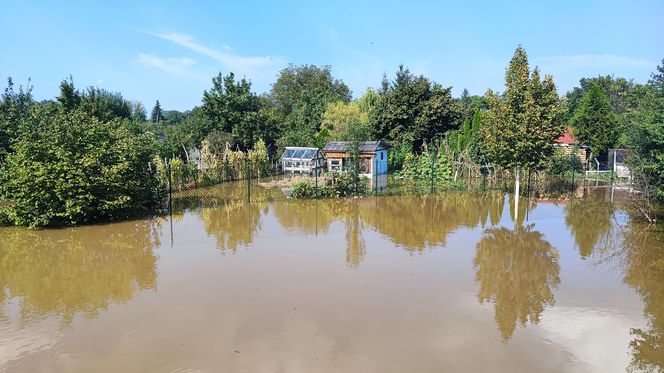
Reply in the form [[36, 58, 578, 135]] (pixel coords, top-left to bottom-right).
[[571, 82, 619, 156], [459, 88, 488, 118], [269, 64, 351, 147], [203, 72, 275, 149], [400, 144, 453, 183], [321, 101, 372, 141], [0, 77, 33, 162], [0, 104, 161, 227], [291, 172, 368, 199], [481, 46, 566, 171], [566, 75, 636, 118], [198, 136, 271, 186], [448, 110, 483, 161], [371, 65, 462, 151], [388, 142, 413, 172], [151, 100, 164, 124], [545, 150, 583, 176], [626, 62, 664, 204]]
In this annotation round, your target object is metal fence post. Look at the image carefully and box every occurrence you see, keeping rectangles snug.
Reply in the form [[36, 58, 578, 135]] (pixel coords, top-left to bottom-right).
[[315, 163, 318, 198], [246, 161, 251, 203], [430, 151, 435, 194], [167, 160, 172, 214]]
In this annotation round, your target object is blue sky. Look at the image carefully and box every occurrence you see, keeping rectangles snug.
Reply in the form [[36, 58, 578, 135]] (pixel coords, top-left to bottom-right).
[[1, 0, 662, 111]]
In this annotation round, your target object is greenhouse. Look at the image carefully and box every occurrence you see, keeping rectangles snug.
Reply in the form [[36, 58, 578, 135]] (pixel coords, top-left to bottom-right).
[[280, 147, 326, 175]]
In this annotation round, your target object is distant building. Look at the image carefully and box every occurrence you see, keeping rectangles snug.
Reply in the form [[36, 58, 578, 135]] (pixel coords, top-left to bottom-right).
[[280, 147, 326, 175], [554, 128, 591, 167], [322, 141, 391, 178]]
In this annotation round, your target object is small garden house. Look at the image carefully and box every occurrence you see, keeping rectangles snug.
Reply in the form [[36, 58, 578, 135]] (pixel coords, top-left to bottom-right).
[[322, 141, 391, 178], [280, 147, 326, 175], [554, 128, 591, 168]]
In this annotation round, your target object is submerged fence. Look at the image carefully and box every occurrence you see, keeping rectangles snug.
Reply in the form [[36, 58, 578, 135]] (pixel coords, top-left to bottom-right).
[[162, 153, 609, 215]]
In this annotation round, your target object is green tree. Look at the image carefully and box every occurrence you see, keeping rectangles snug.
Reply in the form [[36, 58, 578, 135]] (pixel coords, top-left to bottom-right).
[[78, 87, 132, 122], [626, 59, 664, 206], [267, 64, 351, 147], [151, 100, 163, 124], [0, 77, 33, 162], [566, 75, 635, 118], [0, 104, 161, 227], [321, 101, 372, 141], [202, 72, 274, 149], [56, 78, 132, 123], [481, 45, 565, 199], [371, 65, 461, 151], [130, 101, 147, 122], [571, 82, 619, 156], [181, 106, 215, 147], [57, 75, 80, 112]]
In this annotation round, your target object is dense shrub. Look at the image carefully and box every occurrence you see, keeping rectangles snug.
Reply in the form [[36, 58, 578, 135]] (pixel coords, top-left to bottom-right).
[[545, 151, 583, 176], [0, 104, 162, 227], [400, 145, 453, 182], [291, 172, 368, 199]]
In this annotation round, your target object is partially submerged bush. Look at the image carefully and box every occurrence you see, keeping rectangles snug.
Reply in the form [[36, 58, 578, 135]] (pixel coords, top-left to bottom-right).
[[291, 172, 368, 199], [0, 104, 162, 227]]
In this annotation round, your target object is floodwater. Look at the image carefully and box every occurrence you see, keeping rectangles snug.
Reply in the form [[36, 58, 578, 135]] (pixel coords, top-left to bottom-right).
[[1, 189, 662, 372]]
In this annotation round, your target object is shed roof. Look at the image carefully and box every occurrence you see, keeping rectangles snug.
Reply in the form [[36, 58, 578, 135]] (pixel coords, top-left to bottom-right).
[[323, 141, 392, 153], [280, 147, 323, 161]]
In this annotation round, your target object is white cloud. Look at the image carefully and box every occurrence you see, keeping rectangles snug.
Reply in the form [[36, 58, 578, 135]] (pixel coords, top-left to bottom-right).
[[134, 53, 196, 75], [140, 31, 286, 79]]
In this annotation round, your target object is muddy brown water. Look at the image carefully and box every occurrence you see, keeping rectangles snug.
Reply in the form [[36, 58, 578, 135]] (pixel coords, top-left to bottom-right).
[[1, 189, 662, 372]]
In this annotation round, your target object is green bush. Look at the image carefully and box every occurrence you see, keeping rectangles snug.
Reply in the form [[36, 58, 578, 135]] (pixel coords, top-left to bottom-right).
[[546, 152, 583, 176], [0, 104, 162, 227], [290, 173, 368, 199], [400, 146, 453, 183]]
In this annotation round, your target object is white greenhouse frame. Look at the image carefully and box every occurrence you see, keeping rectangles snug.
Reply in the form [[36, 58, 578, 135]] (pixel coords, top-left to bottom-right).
[[280, 147, 326, 175]]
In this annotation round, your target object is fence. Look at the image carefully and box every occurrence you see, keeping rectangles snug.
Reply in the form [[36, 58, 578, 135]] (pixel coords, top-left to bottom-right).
[[163, 152, 604, 215]]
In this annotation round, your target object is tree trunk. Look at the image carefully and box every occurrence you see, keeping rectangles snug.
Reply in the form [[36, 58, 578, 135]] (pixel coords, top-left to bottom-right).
[[514, 166, 520, 227]]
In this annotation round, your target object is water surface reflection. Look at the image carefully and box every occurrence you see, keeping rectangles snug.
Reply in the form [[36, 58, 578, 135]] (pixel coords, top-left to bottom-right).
[[0, 190, 661, 372], [0, 220, 160, 325]]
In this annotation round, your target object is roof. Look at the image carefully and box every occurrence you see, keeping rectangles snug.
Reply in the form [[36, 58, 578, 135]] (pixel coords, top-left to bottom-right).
[[323, 141, 392, 153], [555, 128, 578, 145], [280, 147, 323, 161]]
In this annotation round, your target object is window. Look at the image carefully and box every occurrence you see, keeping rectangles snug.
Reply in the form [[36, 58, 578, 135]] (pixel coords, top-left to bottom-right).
[[380, 151, 384, 160], [359, 158, 370, 174]]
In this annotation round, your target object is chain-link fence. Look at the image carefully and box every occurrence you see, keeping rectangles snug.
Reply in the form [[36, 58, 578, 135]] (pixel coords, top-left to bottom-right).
[[164, 153, 603, 215]]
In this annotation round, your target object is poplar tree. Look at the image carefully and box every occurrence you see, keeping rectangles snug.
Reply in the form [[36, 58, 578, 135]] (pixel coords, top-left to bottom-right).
[[481, 45, 565, 209]]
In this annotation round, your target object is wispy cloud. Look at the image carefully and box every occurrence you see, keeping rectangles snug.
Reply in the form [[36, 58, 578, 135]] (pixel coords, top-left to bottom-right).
[[140, 30, 286, 78], [533, 54, 655, 69], [134, 53, 196, 75]]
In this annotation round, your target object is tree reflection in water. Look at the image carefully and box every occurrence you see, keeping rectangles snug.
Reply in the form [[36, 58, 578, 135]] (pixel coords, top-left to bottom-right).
[[360, 192, 507, 252], [619, 226, 664, 372], [198, 201, 263, 253], [474, 224, 560, 342], [0, 220, 160, 325], [564, 193, 615, 259]]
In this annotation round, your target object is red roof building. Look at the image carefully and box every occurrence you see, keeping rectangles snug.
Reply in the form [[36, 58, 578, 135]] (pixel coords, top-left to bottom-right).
[[555, 128, 578, 145]]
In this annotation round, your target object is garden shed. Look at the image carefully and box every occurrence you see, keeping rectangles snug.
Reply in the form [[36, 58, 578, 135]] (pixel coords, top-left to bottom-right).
[[280, 147, 326, 175], [322, 141, 391, 178]]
